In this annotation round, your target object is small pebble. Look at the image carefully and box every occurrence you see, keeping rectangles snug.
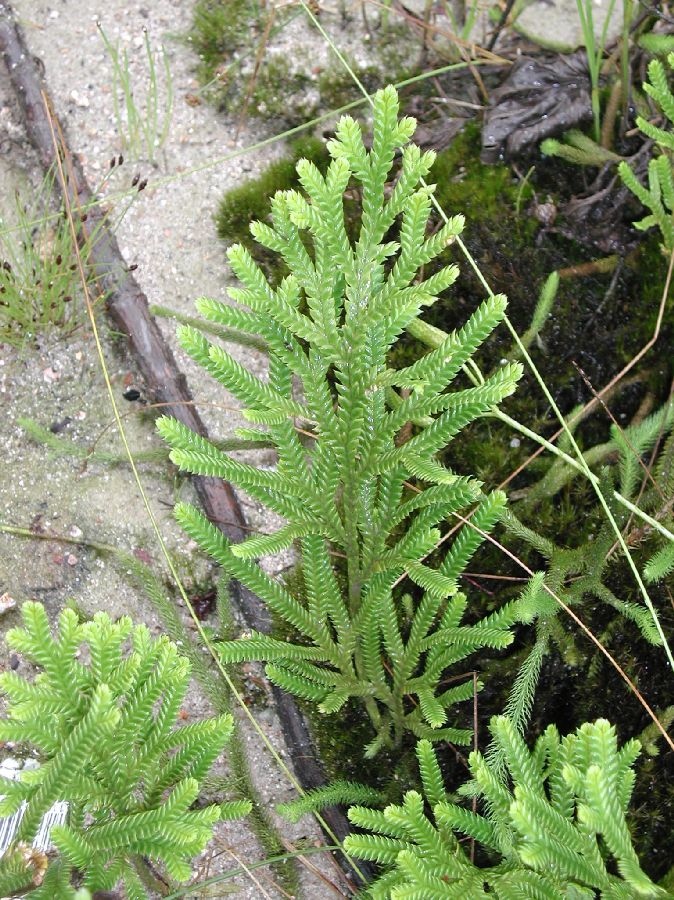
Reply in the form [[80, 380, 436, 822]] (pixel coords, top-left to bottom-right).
[[70, 90, 90, 108], [43, 366, 61, 383], [0, 593, 16, 614], [532, 201, 557, 227], [49, 417, 72, 434]]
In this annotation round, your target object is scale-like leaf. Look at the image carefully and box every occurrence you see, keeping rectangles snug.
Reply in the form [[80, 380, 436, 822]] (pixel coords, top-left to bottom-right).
[[155, 86, 525, 757], [0, 603, 243, 898]]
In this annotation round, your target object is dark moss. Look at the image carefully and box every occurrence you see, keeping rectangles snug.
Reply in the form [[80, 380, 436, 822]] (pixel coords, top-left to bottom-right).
[[431, 122, 534, 225], [302, 697, 421, 803]]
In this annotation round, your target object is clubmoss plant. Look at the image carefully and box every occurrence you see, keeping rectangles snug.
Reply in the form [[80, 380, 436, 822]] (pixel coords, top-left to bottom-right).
[[541, 130, 622, 166], [0, 602, 250, 898], [215, 135, 331, 274], [158, 86, 525, 756], [619, 52, 674, 253], [345, 718, 668, 898]]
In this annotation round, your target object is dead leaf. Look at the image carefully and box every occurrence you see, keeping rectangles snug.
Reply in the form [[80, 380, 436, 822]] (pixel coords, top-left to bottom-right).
[[481, 51, 592, 162]]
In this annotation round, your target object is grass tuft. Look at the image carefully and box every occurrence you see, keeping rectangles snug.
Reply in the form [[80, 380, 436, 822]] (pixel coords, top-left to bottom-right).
[[0, 172, 93, 346]]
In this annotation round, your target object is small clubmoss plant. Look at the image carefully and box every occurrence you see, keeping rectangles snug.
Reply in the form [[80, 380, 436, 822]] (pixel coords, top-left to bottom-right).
[[0, 603, 250, 899], [502, 395, 674, 662], [158, 86, 524, 756], [344, 718, 668, 898], [619, 52, 674, 252]]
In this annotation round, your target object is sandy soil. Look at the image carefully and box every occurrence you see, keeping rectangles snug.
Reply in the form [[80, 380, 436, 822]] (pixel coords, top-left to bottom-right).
[[0, 1, 377, 896]]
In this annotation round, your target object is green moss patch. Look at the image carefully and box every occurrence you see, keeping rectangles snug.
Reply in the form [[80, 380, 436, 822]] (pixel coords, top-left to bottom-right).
[[431, 122, 530, 224], [188, 0, 262, 85]]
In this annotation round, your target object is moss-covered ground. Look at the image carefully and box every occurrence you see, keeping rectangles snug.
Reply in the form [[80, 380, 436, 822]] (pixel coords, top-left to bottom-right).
[[187, 0, 415, 124]]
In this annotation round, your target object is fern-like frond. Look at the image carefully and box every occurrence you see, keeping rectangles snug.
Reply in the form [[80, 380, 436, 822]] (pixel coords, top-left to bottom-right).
[[0, 602, 245, 897], [619, 55, 674, 250], [277, 780, 382, 823], [156, 86, 524, 756], [346, 718, 664, 898], [216, 633, 330, 664]]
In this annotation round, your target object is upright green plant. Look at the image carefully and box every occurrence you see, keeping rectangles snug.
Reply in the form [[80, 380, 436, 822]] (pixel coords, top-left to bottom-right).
[[439, 0, 482, 54], [619, 52, 674, 252], [576, 0, 619, 142], [345, 718, 668, 898], [0, 603, 250, 899], [98, 23, 173, 164], [158, 86, 525, 756], [0, 174, 91, 344]]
